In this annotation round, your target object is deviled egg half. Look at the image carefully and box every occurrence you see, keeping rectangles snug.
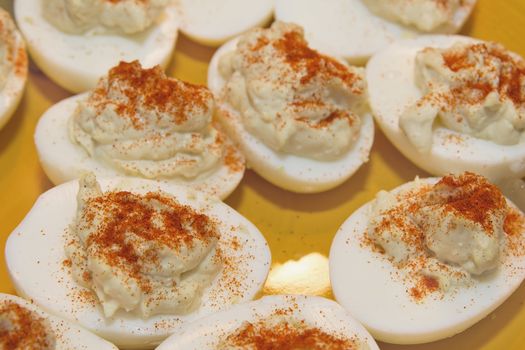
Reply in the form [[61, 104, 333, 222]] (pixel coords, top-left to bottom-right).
[[6, 174, 271, 349], [156, 294, 379, 349], [14, 0, 178, 93], [0, 293, 117, 349], [208, 21, 374, 193], [177, 0, 274, 46], [0, 7, 27, 130], [35, 60, 245, 200], [330, 172, 525, 344], [275, 0, 476, 63], [367, 35, 525, 182]]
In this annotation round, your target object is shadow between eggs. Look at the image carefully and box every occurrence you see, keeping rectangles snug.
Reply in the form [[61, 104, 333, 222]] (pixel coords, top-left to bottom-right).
[[29, 62, 71, 102], [226, 162, 371, 213], [459, 3, 477, 36], [0, 93, 26, 158], [372, 126, 430, 182], [172, 33, 217, 66], [26, 62, 69, 193]]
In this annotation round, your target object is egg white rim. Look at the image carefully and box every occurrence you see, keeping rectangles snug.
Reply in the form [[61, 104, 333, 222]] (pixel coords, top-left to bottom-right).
[[329, 176, 525, 344], [0, 9, 27, 131], [177, 0, 274, 46], [0, 293, 118, 349], [5, 177, 271, 349], [156, 294, 379, 350], [34, 93, 245, 200], [366, 34, 525, 182], [14, 0, 179, 93], [274, 0, 476, 63], [208, 37, 374, 193]]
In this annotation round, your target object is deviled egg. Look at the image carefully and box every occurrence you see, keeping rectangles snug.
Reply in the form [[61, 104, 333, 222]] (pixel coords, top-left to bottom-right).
[[35, 60, 245, 200], [177, 0, 274, 46], [366, 35, 525, 182], [0, 7, 27, 130], [6, 175, 271, 349], [0, 293, 117, 349], [208, 21, 374, 193], [275, 0, 476, 63], [330, 172, 525, 344], [14, 0, 179, 93], [156, 294, 379, 349]]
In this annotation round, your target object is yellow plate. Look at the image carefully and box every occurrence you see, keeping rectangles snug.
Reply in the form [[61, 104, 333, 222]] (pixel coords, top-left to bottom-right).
[[1, 0, 524, 348]]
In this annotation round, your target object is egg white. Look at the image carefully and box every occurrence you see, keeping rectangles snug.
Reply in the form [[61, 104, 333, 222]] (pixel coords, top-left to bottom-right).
[[5, 177, 271, 349], [0, 293, 118, 350], [208, 38, 374, 193], [0, 8, 27, 130], [275, 0, 476, 63], [14, 0, 178, 93], [156, 294, 379, 350], [329, 177, 525, 344], [177, 0, 274, 46], [366, 35, 525, 182], [34, 93, 246, 200]]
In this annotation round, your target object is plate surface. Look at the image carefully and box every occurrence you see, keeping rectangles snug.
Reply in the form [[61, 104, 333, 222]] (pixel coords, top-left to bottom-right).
[[1, 0, 524, 348]]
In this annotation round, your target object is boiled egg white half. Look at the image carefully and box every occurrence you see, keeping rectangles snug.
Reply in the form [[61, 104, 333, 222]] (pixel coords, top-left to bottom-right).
[[156, 294, 379, 350], [208, 38, 374, 193], [14, 0, 178, 93], [275, 0, 476, 63], [329, 177, 525, 344], [177, 0, 274, 46], [0, 8, 27, 130], [0, 293, 118, 350], [34, 93, 245, 200], [5, 177, 271, 349], [366, 35, 525, 182]]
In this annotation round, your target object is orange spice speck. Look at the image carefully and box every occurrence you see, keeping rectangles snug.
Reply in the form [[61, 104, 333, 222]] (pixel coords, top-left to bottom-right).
[[0, 301, 53, 349], [410, 275, 440, 301], [81, 190, 219, 292], [437, 172, 506, 234], [442, 43, 525, 105], [504, 209, 525, 237], [366, 172, 510, 302], [272, 30, 359, 88], [91, 61, 212, 130], [223, 310, 360, 350]]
